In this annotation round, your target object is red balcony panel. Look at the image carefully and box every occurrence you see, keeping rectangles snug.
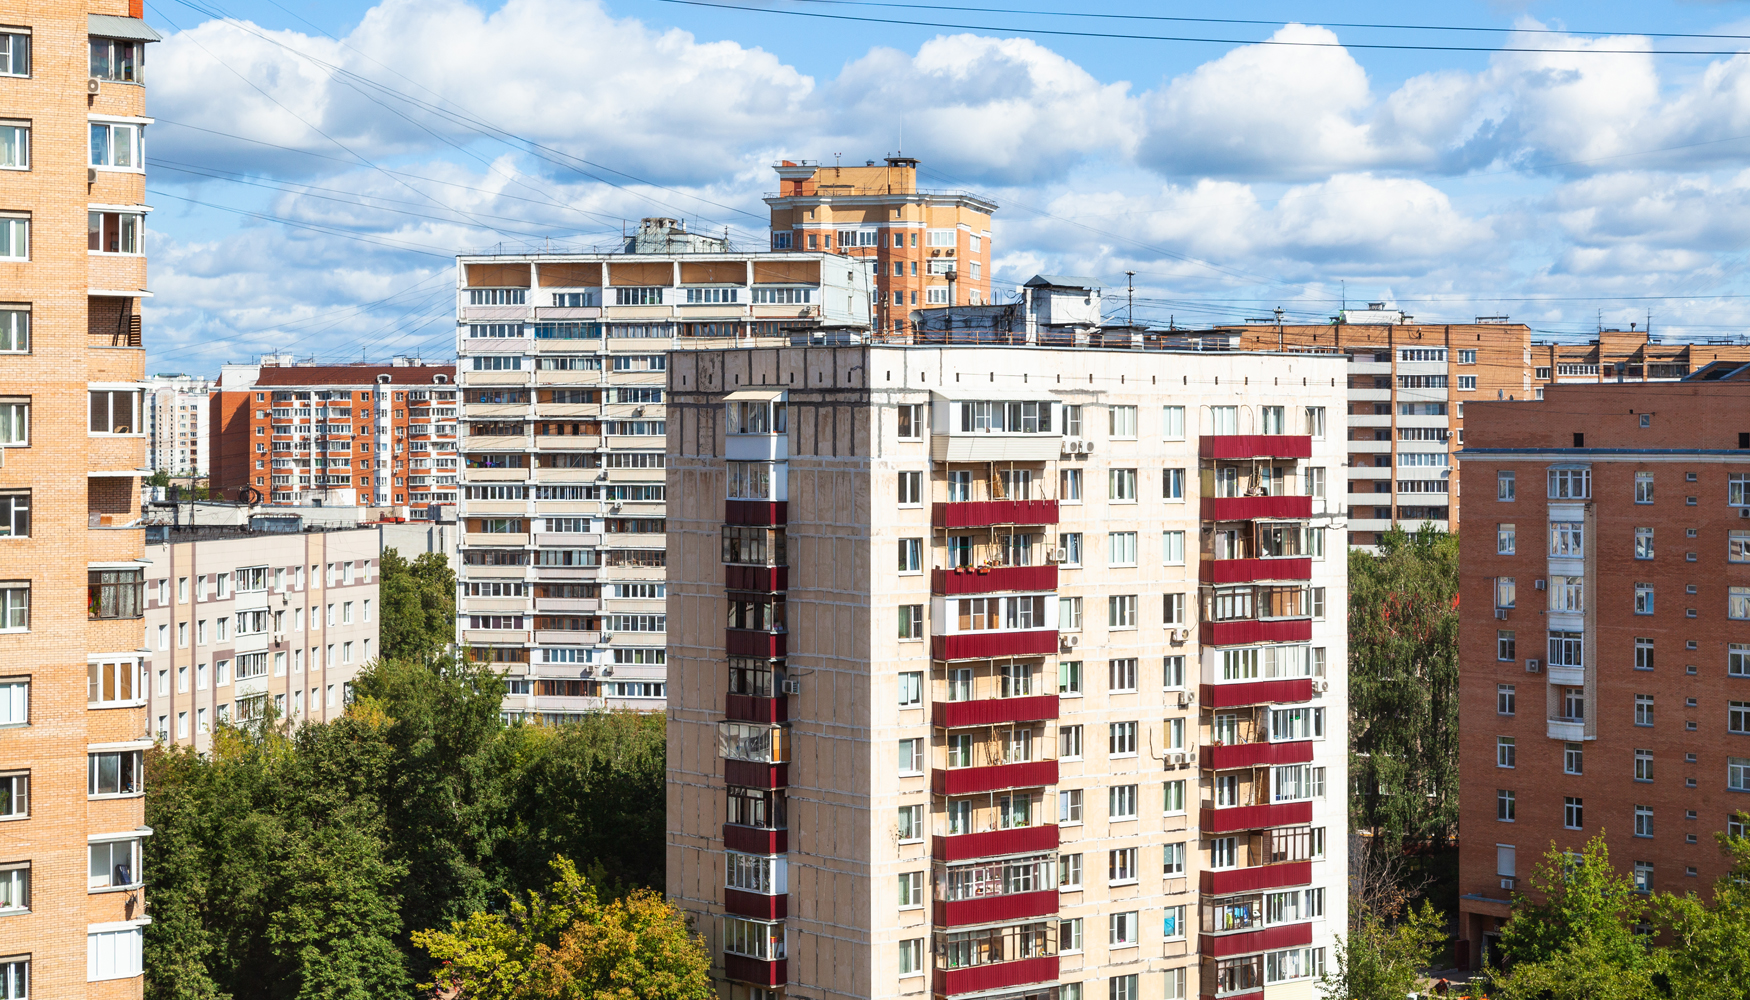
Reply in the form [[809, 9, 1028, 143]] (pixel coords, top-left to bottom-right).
[[1199, 435, 1313, 460], [722, 824, 787, 855], [725, 693, 787, 725], [1200, 801, 1314, 834], [1201, 496, 1313, 521], [1200, 861, 1313, 896], [726, 630, 787, 658], [932, 565, 1058, 595], [1202, 619, 1313, 646], [724, 888, 787, 920], [1200, 921, 1314, 958], [1201, 740, 1315, 771], [933, 825, 1059, 862], [933, 695, 1060, 729], [1200, 557, 1312, 585], [932, 499, 1060, 529], [723, 759, 788, 789], [1201, 679, 1315, 709], [933, 889, 1060, 927], [723, 955, 786, 988], [725, 565, 788, 592], [934, 956, 1058, 997], [725, 500, 787, 525], [933, 761, 1058, 796], [933, 631, 1059, 661]]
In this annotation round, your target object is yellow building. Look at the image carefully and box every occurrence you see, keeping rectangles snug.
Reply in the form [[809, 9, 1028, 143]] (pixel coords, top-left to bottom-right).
[[764, 158, 996, 334], [0, 3, 157, 996]]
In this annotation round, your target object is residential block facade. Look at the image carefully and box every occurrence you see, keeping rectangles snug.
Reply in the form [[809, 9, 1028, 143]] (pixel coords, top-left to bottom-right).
[[764, 158, 996, 335], [142, 523, 381, 751], [208, 360, 458, 509], [453, 234, 873, 720], [1456, 381, 1750, 969], [143, 373, 211, 477], [0, 2, 161, 995], [666, 344, 1349, 1000]]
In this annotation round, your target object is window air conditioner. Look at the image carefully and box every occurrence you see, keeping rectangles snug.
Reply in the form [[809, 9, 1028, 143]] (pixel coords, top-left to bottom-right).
[[1061, 438, 1080, 453], [1165, 752, 1184, 766], [1311, 678, 1329, 694], [1051, 547, 1069, 563], [1494, 608, 1508, 620], [88, 77, 101, 95], [781, 678, 802, 695], [1171, 628, 1190, 643], [1526, 659, 1542, 673], [1061, 634, 1079, 648], [1177, 690, 1195, 708], [1079, 440, 1095, 454]]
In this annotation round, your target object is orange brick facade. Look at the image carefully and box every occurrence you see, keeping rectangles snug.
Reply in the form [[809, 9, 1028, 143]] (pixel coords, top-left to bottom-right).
[[0, 3, 157, 995], [1457, 383, 1750, 968]]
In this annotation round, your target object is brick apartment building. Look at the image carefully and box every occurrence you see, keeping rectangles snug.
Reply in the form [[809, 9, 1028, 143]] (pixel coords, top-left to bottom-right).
[[1210, 310, 1750, 548], [454, 219, 874, 720], [764, 157, 995, 335], [1456, 378, 1750, 968], [208, 359, 458, 510], [667, 344, 1350, 1000], [0, 3, 162, 995]]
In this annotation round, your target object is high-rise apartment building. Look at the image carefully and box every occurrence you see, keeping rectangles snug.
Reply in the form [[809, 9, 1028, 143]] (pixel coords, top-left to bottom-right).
[[1208, 311, 1750, 548], [0, 3, 161, 995], [765, 158, 996, 335], [208, 359, 457, 510], [666, 344, 1349, 1000], [144, 372, 212, 477], [1456, 380, 1750, 969], [453, 223, 873, 720]]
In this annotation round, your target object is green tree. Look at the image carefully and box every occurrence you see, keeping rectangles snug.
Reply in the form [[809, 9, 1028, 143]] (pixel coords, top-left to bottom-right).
[[1320, 899, 1447, 1000], [1496, 834, 1647, 971], [1649, 821, 1750, 1000], [1347, 525, 1460, 845], [414, 857, 712, 1000], [379, 548, 456, 663], [147, 468, 172, 488]]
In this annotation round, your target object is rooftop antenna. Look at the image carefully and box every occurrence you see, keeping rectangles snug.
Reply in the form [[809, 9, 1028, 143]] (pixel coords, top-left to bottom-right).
[[834, 152, 842, 167], [1125, 271, 1135, 328], [1340, 280, 1346, 312]]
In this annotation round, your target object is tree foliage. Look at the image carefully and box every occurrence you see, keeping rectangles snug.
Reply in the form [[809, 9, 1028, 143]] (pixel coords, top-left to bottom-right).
[[413, 858, 712, 1000], [1347, 525, 1460, 845], [379, 548, 457, 663]]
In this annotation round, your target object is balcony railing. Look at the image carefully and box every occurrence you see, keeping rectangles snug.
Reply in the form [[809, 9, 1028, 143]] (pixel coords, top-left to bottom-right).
[[725, 693, 787, 724], [933, 631, 1059, 661], [1201, 860, 1313, 896], [1201, 619, 1313, 646], [1200, 740, 1314, 771], [1201, 557, 1312, 585], [724, 888, 787, 921], [725, 500, 787, 525], [723, 824, 786, 855], [1547, 717, 1585, 741], [933, 565, 1058, 595], [933, 825, 1059, 862], [726, 565, 788, 592], [934, 956, 1058, 998], [1200, 920, 1313, 958], [723, 955, 786, 988], [1199, 435, 1313, 460], [932, 499, 1060, 529], [1201, 801, 1314, 834], [1201, 679, 1316, 709], [1201, 496, 1313, 521], [934, 889, 1058, 928], [933, 695, 1059, 729], [933, 761, 1058, 796]]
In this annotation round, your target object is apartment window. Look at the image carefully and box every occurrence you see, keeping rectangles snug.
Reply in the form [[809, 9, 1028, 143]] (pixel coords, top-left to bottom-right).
[[1636, 694, 1654, 726], [1057, 468, 1083, 503], [897, 870, 924, 908], [1110, 722, 1138, 756], [88, 837, 139, 889], [897, 471, 922, 506], [1109, 405, 1137, 438], [0, 678, 23, 727], [1212, 837, 1237, 868], [1163, 655, 1185, 688], [1109, 658, 1137, 693], [1632, 471, 1655, 504], [1565, 797, 1584, 829], [1637, 637, 1656, 670], [1303, 467, 1326, 498], [1498, 684, 1516, 716], [90, 36, 142, 82], [0, 771, 25, 818], [88, 925, 144, 981], [1109, 468, 1137, 501], [1109, 976, 1140, 1000], [1497, 523, 1515, 555], [89, 122, 141, 170], [897, 804, 923, 841], [1731, 531, 1750, 564], [898, 738, 923, 775], [898, 671, 922, 707], [896, 404, 921, 439], [1498, 471, 1516, 501], [1059, 597, 1083, 631], [1497, 630, 1516, 661], [1163, 467, 1185, 500], [1108, 532, 1137, 566], [87, 212, 141, 254], [1733, 586, 1750, 620], [1565, 743, 1584, 775], [1059, 660, 1082, 695], [1109, 595, 1137, 629], [1731, 701, 1750, 734], [1060, 725, 1083, 759], [1635, 583, 1655, 615], [1162, 405, 1186, 439], [1733, 644, 1750, 677], [1495, 577, 1515, 608], [1635, 527, 1655, 561], [1163, 530, 1186, 565], [1548, 467, 1591, 499], [1163, 593, 1186, 626], [1732, 757, 1750, 792], [0, 862, 25, 914], [1304, 405, 1326, 439], [1109, 847, 1138, 883], [0, 310, 26, 354], [88, 391, 141, 434], [899, 937, 924, 976], [898, 604, 924, 639], [1211, 406, 1238, 435], [0, 398, 26, 447], [1061, 532, 1082, 566], [1109, 912, 1139, 948], [1163, 779, 1186, 814], [1497, 737, 1516, 768], [1063, 404, 1083, 436], [0, 123, 25, 171], [87, 750, 142, 797], [1059, 789, 1083, 824], [0, 32, 29, 77], [897, 538, 922, 573], [1497, 789, 1516, 821], [88, 570, 142, 620], [1635, 748, 1654, 782]]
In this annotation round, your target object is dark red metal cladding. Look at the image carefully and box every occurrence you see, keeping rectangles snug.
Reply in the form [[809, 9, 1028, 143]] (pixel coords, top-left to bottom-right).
[[1200, 920, 1314, 958], [1200, 557, 1312, 585], [933, 956, 1058, 997], [932, 631, 1059, 661], [932, 564, 1059, 595], [933, 889, 1059, 927], [1199, 801, 1314, 834], [932, 825, 1059, 862], [1200, 860, 1313, 896], [931, 760, 1058, 796], [1202, 619, 1313, 645], [723, 888, 787, 920], [1200, 679, 1315, 709], [722, 955, 786, 988], [724, 500, 787, 525], [723, 759, 787, 789], [1200, 495, 1313, 521], [931, 499, 1060, 529], [932, 695, 1059, 728], [722, 824, 787, 855], [1200, 739, 1315, 770], [725, 693, 787, 724], [725, 564, 788, 592], [726, 629, 786, 658], [1198, 434, 1314, 460]]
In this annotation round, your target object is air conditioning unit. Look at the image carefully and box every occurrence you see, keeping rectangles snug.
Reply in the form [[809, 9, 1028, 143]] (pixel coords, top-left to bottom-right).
[[1311, 678, 1329, 694], [1079, 440, 1095, 454], [87, 167, 97, 184], [599, 633, 613, 643], [1165, 752, 1185, 766], [580, 665, 594, 676], [1061, 438, 1081, 453], [633, 407, 645, 417], [1494, 608, 1508, 620], [1526, 659, 1542, 674], [1740, 508, 1749, 519], [600, 665, 613, 676], [780, 678, 802, 695], [1060, 634, 1079, 649], [1534, 579, 1547, 591], [1050, 547, 1069, 563], [87, 77, 101, 95], [1171, 628, 1191, 643], [1177, 690, 1195, 708]]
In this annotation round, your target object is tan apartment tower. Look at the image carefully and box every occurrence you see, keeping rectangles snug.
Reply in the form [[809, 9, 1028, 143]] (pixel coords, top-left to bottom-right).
[[1455, 377, 1750, 968], [453, 226, 873, 720], [765, 158, 996, 336], [0, 3, 161, 996], [667, 344, 1349, 1000]]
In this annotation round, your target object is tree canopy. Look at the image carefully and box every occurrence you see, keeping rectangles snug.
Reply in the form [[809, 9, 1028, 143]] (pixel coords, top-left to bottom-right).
[[379, 548, 457, 663]]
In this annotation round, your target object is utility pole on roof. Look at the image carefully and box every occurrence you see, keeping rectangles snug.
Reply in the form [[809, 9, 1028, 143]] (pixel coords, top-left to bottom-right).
[[1125, 272, 1135, 329]]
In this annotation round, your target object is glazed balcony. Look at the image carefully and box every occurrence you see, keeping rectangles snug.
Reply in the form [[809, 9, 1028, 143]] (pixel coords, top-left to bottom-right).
[[726, 565, 788, 592], [933, 695, 1058, 729], [934, 888, 1058, 927], [1201, 496, 1313, 521], [1200, 801, 1314, 834], [932, 761, 1058, 796], [723, 824, 786, 855], [1200, 435, 1313, 460], [1201, 679, 1315, 709], [932, 499, 1059, 529], [933, 565, 1058, 595], [1201, 860, 1313, 896], [1201, 557, 1312, 586], [1201, 619, 1313, 646], [725, 500, 787, 525], [724, 888, 786, 921], [723, 955, 786, 988], [1201, 920, 1313, 959], [1200, 739, 1314, 771], [934, 956, 1058, 998], [933, 631, 1059, 661], [933, 825, 1059, 862]]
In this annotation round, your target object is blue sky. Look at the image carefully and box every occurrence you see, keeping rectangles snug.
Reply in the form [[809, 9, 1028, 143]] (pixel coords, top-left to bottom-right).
[[139, 0, 1750, 374]]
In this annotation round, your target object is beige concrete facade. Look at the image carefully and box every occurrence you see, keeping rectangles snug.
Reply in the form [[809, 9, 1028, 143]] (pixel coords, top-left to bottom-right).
[[0, 3, 159, 995], [667, 345, 1348, 1000], [143, 525, 381, 751]]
